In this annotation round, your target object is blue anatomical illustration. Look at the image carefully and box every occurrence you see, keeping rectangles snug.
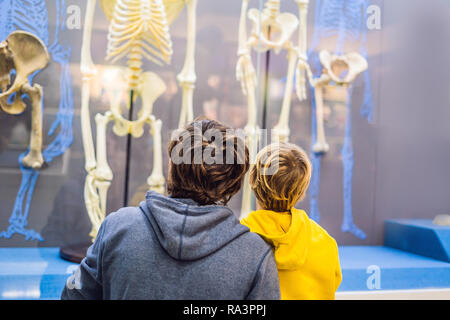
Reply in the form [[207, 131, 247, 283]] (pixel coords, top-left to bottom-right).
[[308, 0, 374, 239], [0, 0, 74, 241]]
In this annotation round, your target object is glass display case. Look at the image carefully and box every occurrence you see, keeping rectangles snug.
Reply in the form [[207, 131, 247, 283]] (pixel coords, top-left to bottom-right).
[[0, 0, 450, 300]]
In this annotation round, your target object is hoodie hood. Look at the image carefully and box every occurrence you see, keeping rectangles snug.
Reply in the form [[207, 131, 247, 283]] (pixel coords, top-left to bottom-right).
[[140, 191, 249, 261], [241, 208, 311, 270]]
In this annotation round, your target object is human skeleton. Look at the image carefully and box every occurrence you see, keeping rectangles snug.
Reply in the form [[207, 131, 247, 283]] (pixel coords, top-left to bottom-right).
[[237, 0, 309, 218], [237, 0, 368, 217], [0, 31, 50, 170], [307, 50, 368, 153], [81, 0, 198, 238]]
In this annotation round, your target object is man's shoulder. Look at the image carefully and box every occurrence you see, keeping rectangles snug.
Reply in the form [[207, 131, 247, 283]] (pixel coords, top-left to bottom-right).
[[103, 206, 147, 232], [232, 227, 273, 258]]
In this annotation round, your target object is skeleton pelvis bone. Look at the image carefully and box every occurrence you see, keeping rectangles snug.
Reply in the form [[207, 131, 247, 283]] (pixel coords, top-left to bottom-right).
[[320, 51, 368, 85], [312, 50, 368, 154], [0, 31, 50, 169], [107, 67, 167, 138], [248, 9, 298, 53]]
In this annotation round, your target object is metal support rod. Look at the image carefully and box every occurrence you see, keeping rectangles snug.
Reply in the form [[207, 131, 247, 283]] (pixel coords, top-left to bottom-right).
[[123, 90, 135, 207]]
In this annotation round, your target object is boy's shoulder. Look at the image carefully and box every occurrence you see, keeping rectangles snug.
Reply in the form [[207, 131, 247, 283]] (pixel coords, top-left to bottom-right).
[[293, 208, 338, 249]]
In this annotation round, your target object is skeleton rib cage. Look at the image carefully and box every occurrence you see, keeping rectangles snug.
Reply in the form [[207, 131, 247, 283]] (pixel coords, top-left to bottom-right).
[[106, 0, 173, 90]]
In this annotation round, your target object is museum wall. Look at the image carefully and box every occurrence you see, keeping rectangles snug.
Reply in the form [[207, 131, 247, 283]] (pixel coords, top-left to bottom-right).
[[0, 0, 449, 248]]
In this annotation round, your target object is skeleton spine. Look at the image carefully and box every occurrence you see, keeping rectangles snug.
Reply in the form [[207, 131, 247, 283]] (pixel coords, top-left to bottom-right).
[[264, 0, 281, 20], [127, 45, 143, 90]]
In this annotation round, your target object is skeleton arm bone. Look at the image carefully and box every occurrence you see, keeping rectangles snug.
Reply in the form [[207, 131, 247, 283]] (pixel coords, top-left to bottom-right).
[[301, 60, 333, 153], [295, 0, 309, 101], [177, 0, 198, 128], [236, 0, 257, 96], [81, 0, 98, 172]]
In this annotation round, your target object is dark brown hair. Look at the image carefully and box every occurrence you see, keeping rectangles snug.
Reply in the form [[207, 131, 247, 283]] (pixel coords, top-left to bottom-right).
[[167, 118, 249, 206]]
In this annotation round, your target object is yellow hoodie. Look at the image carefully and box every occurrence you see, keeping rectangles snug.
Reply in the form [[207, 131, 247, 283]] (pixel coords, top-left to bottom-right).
[[241, 208, 342, 300]]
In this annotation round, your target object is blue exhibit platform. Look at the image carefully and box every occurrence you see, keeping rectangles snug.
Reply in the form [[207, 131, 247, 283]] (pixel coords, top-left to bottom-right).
[[338, 246, 450, 291], [1, 245, 450, 299], [384, 219, 450, 263], [0, 248, 77, 300]]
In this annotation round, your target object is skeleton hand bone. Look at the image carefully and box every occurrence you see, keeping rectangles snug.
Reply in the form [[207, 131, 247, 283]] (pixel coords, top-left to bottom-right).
[[236, 53, 257, 96], [295, 57, 310, 101]]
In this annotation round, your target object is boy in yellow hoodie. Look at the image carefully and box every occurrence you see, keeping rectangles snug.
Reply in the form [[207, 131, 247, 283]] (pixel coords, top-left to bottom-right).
[[241, 142, 342, 300]]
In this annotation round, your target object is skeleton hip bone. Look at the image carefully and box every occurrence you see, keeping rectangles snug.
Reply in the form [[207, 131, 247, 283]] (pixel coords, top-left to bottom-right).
[[312, 50, 368, 154], [0, 31, 50, 169]]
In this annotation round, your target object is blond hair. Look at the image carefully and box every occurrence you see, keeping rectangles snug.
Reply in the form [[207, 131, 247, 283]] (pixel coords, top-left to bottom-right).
[[250, 142, 312, 212]]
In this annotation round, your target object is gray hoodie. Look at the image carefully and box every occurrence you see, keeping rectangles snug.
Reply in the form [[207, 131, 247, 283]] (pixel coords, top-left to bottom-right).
[[61, 191, 280, 300]]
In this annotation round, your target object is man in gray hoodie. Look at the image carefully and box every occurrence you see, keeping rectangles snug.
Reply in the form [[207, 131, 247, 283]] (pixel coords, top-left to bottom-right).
[[61, 118, 280, 300]]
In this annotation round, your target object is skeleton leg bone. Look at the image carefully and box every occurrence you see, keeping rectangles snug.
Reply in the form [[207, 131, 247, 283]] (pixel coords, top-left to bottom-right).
[[21, 83, 44, 169], [273, 47, 298, 143], [84, 174, 104, 239], [177, 0, 198, 128], [85, 111, 115, 239], [239, 65, 258, 219], [94, 112, 114, 182], [81, 0, 102, 240], [237, 0, 259, 219], [341, 85, 366, 239], [241, 94, 259, 219], [147, 116, 165, 194], [312, 82, 330, 153], [240, 126, 258, 219], [138, 71, 167, 194]]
